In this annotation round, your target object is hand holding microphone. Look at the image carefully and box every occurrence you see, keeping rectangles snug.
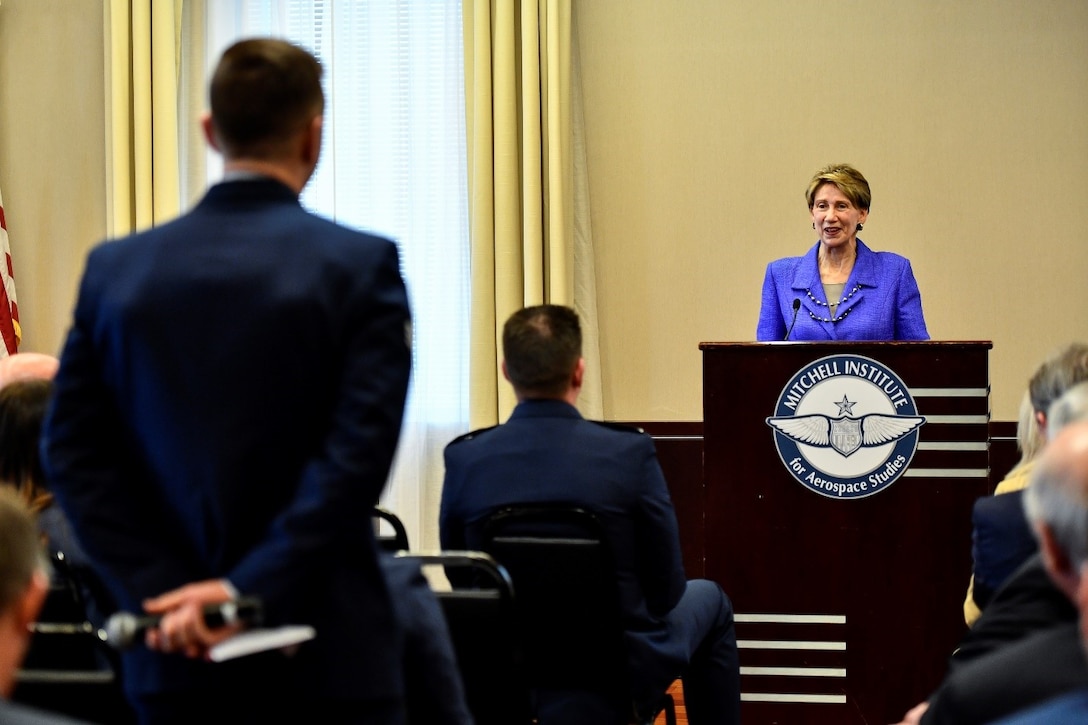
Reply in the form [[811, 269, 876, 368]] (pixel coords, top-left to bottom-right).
[[104, 597, 263, 651], [109, 579, 260, 658]]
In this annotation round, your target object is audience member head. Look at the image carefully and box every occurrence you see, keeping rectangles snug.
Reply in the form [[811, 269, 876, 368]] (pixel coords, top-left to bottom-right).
[[203, 37, 325, 192], [1046, 381, 1088, 442], [501, 304, 584, 402], [1027, 342, 1088, 437], [0, 485, 49, 698], [1023, 420, 1088, 601], [0, 353, 58, 390], [0, 379, 54, 512], [805, 163, 871, 212]]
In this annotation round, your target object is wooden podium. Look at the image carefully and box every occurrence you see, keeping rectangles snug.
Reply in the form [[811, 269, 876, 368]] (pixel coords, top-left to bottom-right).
[[700, 341, 992, 725]]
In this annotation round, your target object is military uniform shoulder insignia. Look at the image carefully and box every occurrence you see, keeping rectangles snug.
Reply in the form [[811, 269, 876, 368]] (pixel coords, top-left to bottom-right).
[[447, 425, 499, 445], [589, 420, 646, 435]]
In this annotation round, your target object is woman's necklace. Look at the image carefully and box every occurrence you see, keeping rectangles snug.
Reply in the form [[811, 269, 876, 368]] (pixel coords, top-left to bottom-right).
[[806, 284, 862, 323]]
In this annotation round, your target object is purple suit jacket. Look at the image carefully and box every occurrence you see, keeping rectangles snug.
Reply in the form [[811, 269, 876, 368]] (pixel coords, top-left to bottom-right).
[[756, 239, 929, 341]]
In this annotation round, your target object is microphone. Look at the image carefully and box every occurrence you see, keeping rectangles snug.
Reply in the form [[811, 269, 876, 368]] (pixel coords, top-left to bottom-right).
[[784, 298, 801, 341], [103, 598, 263, 650]]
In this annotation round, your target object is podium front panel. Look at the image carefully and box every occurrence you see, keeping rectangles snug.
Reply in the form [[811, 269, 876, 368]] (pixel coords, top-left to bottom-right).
[[701, 341, 991, 725]]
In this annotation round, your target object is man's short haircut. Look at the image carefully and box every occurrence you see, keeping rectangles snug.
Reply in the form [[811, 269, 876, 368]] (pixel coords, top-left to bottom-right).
[[502, 305, 582, 397], [209, 37, 325, 158], [1028, 342, 1088, 418], [0, 486, 44, 614]]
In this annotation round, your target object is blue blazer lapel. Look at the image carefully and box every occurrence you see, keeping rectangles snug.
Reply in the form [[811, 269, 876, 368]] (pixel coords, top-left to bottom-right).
[[791, 242, 835, 338], [835, 239, 877, 320]]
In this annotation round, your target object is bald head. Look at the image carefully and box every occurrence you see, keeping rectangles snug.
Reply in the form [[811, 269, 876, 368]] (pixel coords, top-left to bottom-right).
[[0, 354, 58, 389]]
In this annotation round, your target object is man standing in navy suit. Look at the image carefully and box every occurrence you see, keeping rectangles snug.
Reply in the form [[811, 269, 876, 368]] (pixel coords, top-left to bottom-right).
[[440, 304, 741, 725], [41, 39, 414, 724]]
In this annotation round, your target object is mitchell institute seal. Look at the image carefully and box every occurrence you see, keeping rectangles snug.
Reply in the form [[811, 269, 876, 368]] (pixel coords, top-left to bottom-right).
[[766, 354, 925, 499]]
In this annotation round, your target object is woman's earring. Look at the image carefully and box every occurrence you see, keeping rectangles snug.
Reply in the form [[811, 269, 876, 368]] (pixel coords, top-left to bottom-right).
[[812, 223, 816, 229], [857, 223, 864, 231]]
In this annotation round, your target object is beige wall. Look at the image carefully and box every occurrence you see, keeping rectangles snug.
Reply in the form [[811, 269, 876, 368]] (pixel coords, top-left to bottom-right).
[[0, 0, 105, 361], [2, 1, 1086, 422], [577, 0, 1088, 422]]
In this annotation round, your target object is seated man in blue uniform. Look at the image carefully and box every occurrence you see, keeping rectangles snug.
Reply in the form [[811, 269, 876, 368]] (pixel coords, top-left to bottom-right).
[[439, 304, 740, 725]]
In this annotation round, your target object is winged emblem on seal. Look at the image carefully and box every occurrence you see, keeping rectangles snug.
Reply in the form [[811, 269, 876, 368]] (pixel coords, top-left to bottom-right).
[[766, 413, 926, 457]]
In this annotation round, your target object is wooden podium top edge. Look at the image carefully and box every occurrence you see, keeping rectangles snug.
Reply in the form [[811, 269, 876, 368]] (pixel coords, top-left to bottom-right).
[[698, 340, 994, 350]]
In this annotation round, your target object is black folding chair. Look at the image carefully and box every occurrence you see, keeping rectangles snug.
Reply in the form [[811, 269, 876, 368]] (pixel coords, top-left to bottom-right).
[[396, 550, 533, 725], [372, 506, 411, 553], [479, 503, 677, 725]]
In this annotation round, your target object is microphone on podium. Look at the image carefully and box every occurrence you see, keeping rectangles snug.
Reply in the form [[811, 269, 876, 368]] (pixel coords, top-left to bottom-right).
[[784, 298, 801, 341], [103, 597, 263, 650]]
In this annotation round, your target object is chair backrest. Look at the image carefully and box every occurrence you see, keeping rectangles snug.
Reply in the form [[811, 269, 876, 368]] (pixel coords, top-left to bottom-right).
[[396, 550, 532, 725], [372, 506, 410, 553], [478, 503, 630, 693]]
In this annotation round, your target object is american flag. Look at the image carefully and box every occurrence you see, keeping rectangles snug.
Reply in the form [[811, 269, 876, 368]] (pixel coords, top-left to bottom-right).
[[0, 187, 20, 357]]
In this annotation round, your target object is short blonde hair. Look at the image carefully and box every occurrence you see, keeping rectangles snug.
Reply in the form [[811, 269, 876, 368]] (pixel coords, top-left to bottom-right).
[[805, 163, 871, 211]]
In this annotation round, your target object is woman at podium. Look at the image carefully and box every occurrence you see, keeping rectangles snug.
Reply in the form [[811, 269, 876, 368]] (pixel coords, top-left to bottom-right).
[[756, 163, 929, 341]]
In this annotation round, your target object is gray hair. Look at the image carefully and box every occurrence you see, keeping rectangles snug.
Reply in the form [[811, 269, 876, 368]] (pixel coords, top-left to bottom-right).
[[1047, 381, 1088, 441], [1023, 421, 1088, 570]]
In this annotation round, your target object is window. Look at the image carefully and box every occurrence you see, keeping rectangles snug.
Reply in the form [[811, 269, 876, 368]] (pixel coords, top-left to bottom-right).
[[186, 0, 470, 548]]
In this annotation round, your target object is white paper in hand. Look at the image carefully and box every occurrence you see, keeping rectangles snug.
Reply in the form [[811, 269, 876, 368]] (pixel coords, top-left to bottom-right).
[[208, 625, 316, 662]]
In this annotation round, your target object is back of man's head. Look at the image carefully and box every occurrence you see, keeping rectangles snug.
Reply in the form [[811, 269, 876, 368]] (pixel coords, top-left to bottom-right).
[[0, 486, 44, 616], [0, 353, 58, 390], [1024, 420, 1088, 591], [502, 305, 581, 398], [1028, 342, 1088, 423], [1046, 381, 1088, 442], [209, 37, 324, 159]]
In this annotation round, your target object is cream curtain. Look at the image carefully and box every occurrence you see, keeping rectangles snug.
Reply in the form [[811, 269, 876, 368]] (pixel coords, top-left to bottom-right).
[[464, 0, 602, 428], [104, 0, 184, 236]]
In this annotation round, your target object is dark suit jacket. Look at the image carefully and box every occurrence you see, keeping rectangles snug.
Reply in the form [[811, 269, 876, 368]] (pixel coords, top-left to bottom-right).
[[970, 490, 1038, 611], [439, 399, 687, 653], [946, 554, 1076, 676], [921, 554, 1083, 724], [921, 623, 1088, 725], [756, 239, 929, 341], [41, 179, 412, 701]]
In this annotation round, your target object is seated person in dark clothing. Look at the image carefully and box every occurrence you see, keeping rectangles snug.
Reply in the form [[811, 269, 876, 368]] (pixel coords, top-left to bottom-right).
[[970, 489, 1038, 611], [964, 343, 1088, 625], [993, 506, 1088, 724], [895, 411, 1088, 725], [439, 304, 740, 725]]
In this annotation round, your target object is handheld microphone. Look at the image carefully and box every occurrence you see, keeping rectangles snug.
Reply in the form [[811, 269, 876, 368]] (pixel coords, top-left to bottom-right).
[[784, 298, 801, 341], [103, 597, 263, 650]]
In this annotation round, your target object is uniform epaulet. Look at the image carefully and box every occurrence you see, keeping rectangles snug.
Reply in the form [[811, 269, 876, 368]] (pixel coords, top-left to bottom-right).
[[589, 420, 646, 435], [447, 425, 500, 445]]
